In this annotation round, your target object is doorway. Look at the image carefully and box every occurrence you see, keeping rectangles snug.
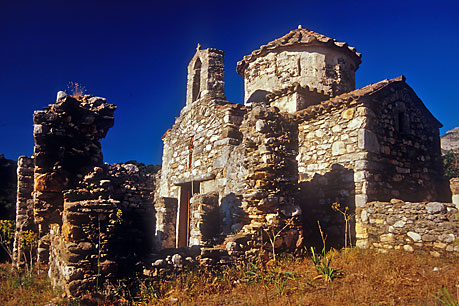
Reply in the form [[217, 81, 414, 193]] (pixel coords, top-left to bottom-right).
[[177, 181, 200, 248]]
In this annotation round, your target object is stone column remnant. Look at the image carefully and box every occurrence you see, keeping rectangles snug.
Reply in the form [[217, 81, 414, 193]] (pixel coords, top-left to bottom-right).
[[12, 156, 36, 267], [31, 92, 116, 263], [451, 178, 459, 208]]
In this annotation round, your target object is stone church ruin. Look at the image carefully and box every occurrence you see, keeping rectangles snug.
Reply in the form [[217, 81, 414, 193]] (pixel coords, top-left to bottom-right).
[[13, 27, 459, 296]]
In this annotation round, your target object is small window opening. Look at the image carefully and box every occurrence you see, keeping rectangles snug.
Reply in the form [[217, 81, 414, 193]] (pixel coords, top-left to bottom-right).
[[394, 102, 409, 134], [396, 111, 409, 133], [192, 59, 202, 102]]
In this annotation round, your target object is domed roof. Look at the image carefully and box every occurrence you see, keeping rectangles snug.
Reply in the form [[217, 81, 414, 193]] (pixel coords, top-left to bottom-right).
[[237, 26, 362, 76]]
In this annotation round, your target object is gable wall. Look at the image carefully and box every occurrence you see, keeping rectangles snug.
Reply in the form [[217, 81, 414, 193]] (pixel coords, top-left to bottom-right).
[[364, 86, 446, 202], [158, 98, 248, 247]]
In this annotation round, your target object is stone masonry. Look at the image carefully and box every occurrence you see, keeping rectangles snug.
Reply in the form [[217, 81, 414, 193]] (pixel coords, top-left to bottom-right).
[[13, 156, 36, 267], [355, 200, 458, 256]]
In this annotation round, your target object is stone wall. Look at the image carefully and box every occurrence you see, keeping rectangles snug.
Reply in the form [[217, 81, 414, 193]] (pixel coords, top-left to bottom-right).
[[13, 156, 36, 267], [13, 93, 160, 297], [48, 164, 156, 296], [296, 103, 367, 247], [363, 82, 445, 202], [189, 192, 219, 246], [355, 200, 459, 256], [49, 199, 119, 297], [159, 94, 303, 252], [158, 96, 250, 248]]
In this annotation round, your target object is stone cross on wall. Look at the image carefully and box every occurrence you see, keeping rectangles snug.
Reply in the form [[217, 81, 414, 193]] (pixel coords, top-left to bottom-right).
[[188, 137, 194, 169]]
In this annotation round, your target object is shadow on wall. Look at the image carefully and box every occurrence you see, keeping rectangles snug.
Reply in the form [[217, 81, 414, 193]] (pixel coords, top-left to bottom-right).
[[246, 90, 271, 104], [220, 193, 248, 235], [109, 203, 156, 277], [297, 164, 355, 250]]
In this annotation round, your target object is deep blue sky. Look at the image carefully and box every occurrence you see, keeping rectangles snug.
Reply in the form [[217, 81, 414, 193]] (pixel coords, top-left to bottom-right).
[[1, 0, 458, 165]]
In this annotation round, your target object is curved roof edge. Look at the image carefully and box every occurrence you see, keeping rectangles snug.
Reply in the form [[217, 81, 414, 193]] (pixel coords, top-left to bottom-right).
[[237, 27, 362, 76]]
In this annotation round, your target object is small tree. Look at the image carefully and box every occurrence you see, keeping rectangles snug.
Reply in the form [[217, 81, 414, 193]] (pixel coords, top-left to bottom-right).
[[443, 150, 459, 178]]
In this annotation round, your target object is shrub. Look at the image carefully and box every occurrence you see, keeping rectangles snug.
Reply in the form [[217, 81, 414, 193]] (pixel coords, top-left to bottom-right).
[[443, 150, 459, 178]]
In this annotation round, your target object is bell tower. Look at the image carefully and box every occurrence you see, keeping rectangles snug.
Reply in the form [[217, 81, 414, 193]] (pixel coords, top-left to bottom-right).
[[186, 44, 225, 106]]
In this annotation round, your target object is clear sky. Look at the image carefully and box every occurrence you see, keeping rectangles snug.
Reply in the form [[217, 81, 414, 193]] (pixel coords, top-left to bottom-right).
[[1, 0, 458, 165]]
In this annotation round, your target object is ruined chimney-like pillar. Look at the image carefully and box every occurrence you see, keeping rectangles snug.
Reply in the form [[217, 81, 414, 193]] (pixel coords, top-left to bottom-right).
[[451, 178, 459, 208], [154, 197, 178, 250], [12, 156, 36, 268], [30, 92, 116, 263]]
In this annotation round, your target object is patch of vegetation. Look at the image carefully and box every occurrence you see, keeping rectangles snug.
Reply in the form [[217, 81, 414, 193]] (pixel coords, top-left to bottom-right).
[[123, 160, 161, 174], [443, 150, 459, 178], [0, 264, 59, 306]]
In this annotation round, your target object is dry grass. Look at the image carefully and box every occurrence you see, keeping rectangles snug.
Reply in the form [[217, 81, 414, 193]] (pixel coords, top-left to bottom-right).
[[143, 248, 459, 306], [0, 249, 458, 305], [0, 264, 59, 305]]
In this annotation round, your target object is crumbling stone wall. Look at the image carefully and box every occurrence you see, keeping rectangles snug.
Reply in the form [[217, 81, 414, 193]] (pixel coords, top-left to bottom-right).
[[13, 93, 158, 297], [13, 156, 36, 266], [355, 200, 459, 256], [189, 192, 219, 246], [48, 163, 155, 296], [231, 103, 302, 250], [32, 93, 116, 262]]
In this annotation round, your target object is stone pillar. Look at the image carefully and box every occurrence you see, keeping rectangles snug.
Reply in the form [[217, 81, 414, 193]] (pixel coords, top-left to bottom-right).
[[31, 93, 116, 263], [49, 198, 119, 297], [154, 197, 178, 251], [12, 156, 36, 267], [239, 104, 303, 251], [189, 192, 219, 246], [451, 178, 459, 208]]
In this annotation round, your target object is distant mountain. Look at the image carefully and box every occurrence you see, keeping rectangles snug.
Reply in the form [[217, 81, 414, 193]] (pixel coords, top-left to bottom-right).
[[441, 127, 459, 153]]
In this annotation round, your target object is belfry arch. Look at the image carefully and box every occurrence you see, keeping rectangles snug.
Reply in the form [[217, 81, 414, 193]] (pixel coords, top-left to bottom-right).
[[191, 58, 202, 102], [185, 44, 225, 106]]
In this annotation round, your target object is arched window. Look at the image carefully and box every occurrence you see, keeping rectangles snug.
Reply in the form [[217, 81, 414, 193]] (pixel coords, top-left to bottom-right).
[[192, 58, 202, 102], [394, 102, 409, 133]]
